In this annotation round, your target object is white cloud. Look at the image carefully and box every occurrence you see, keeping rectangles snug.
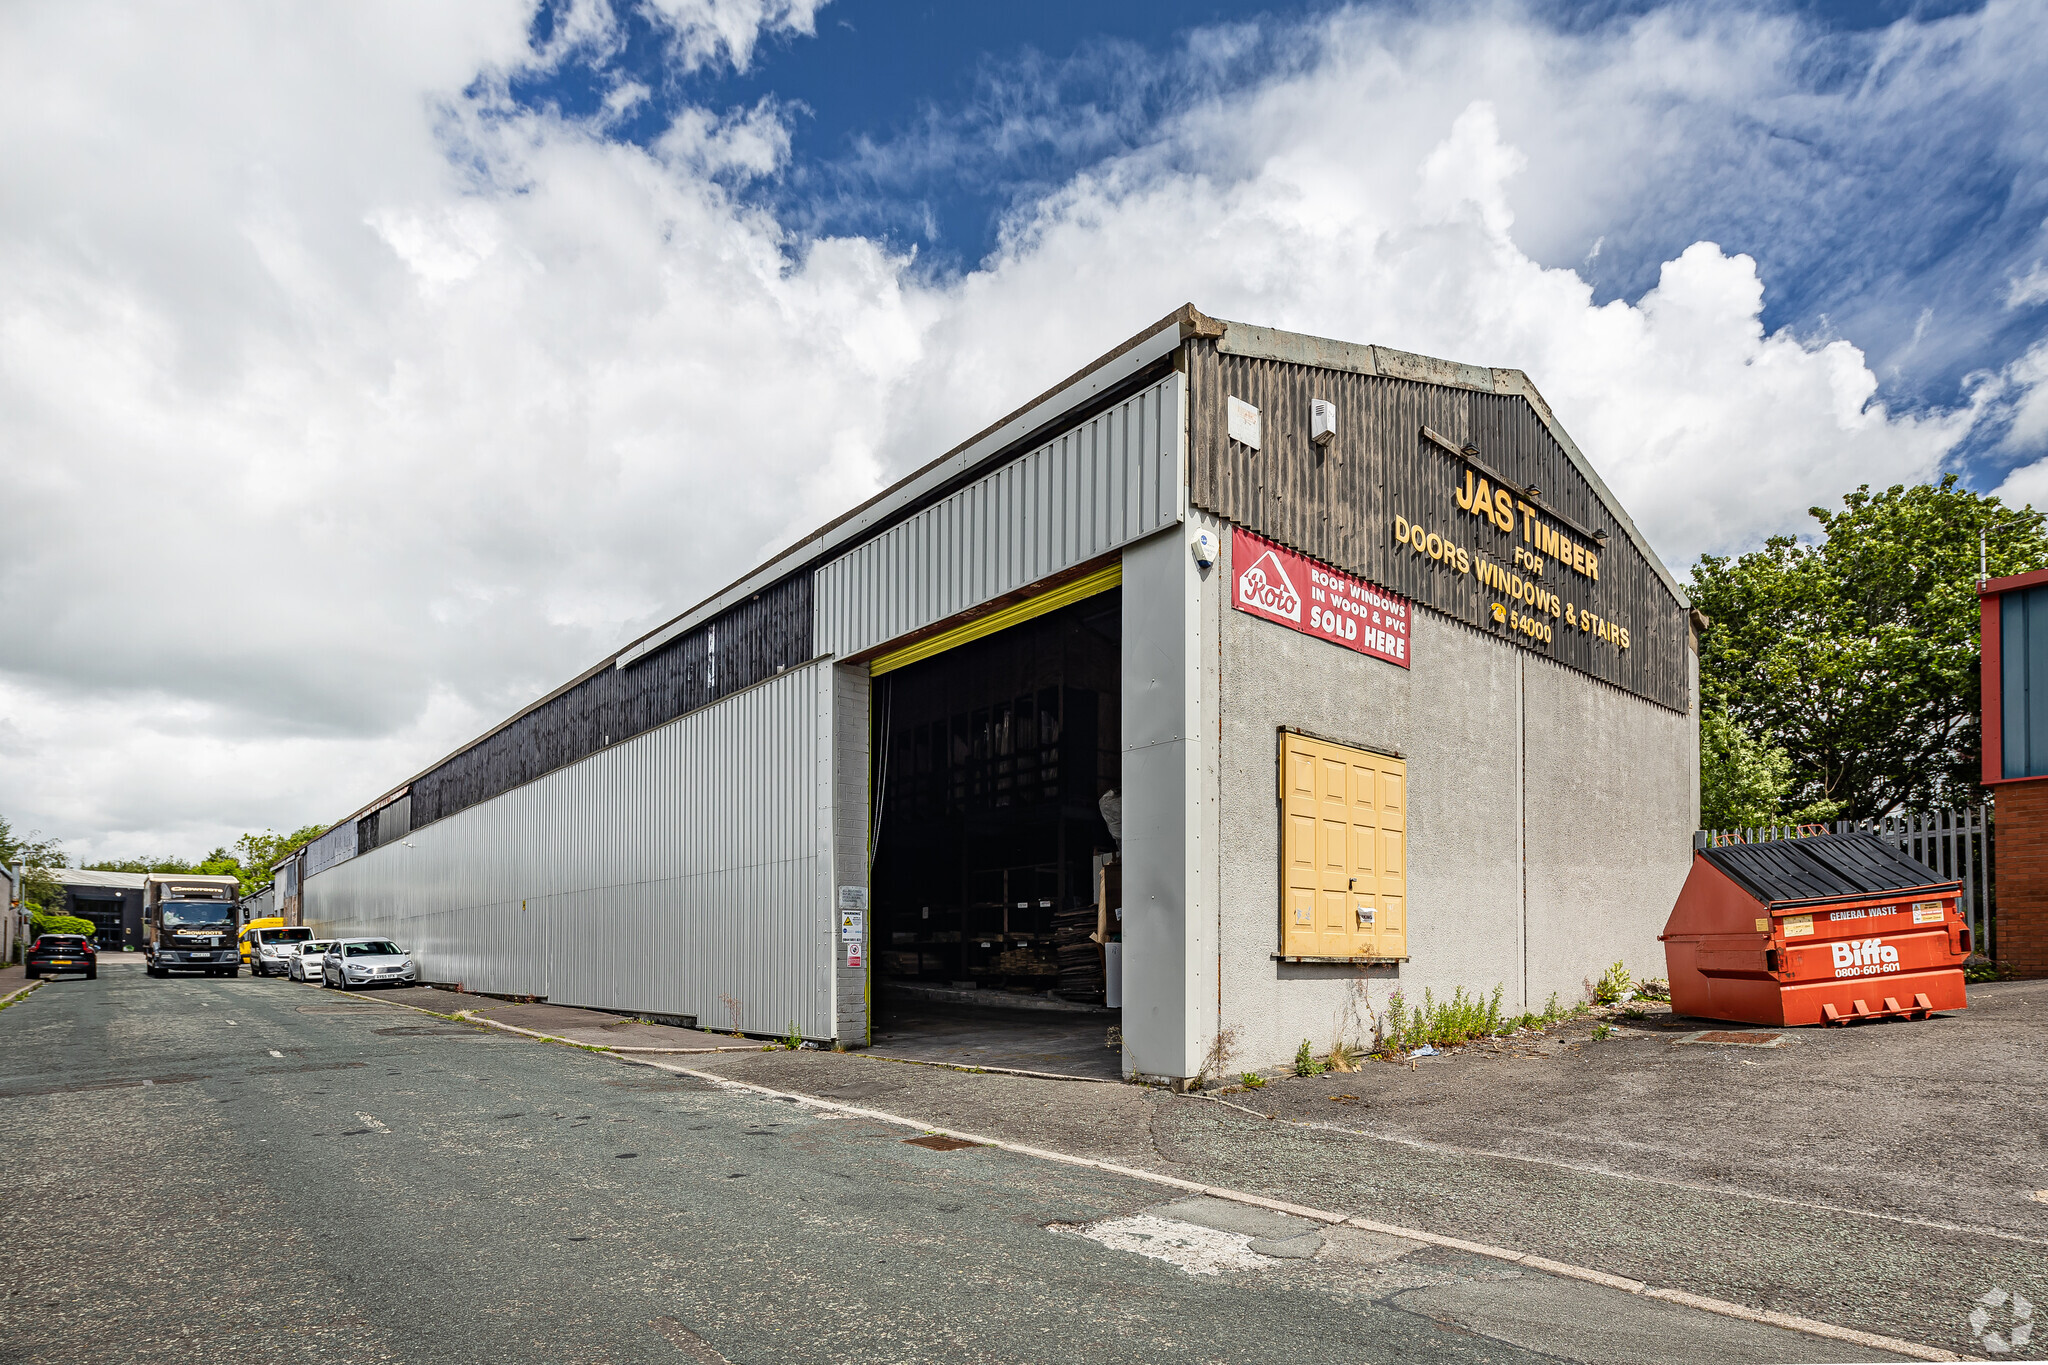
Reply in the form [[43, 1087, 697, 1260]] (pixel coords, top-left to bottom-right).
[[638, 0, 826, 73], [1990, 341, 2048, 507], [0, 0, 2029, 858], [2011, 263, 2048, 311]]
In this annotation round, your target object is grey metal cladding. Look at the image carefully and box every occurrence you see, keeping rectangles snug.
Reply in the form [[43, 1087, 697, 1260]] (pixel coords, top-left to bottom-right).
[[301, 661, 835, 1037], [1186, 340, 1688, 712], [815, 373, 1184, 659], [357, 794, 411, 855], [303, 821, 359, 877], [408, 573, 813, 829]]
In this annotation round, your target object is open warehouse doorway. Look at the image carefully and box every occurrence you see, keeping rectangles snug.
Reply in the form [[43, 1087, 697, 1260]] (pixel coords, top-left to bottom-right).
[[866, 573, 1123, 1078]]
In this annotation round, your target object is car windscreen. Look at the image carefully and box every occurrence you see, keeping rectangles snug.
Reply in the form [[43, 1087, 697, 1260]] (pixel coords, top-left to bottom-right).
[[301, 942, 332, 953], [260, 928, 313, 944], [346, 941, 402, 957], [161, 903, 234, 928], [38, 937, 88, 948]]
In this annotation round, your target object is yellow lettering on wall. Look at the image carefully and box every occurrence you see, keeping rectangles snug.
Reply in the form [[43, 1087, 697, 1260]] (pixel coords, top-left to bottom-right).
[[1454, 471, 1475, 511]]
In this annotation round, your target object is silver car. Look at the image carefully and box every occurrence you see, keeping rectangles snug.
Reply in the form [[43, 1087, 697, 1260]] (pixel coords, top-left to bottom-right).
[[321, 938, 418, 990], [288, 940, 334, 982]]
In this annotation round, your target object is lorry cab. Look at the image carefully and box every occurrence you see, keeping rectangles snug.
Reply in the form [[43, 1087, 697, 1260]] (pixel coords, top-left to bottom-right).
[[141, 873, 244, 978]]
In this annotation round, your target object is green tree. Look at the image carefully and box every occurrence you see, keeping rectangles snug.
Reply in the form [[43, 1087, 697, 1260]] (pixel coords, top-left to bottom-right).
[[1691, 476, 2048, 819], [81, 826, 325, 897], [1699, 707, 1843, 829], [30, 911, 96, 937], [83, 857, 197, 874], [231, 826, 325, 895], [0, 813, 68, 912]]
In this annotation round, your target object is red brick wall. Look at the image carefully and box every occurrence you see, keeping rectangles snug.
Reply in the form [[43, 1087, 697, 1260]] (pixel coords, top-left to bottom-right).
[[1995, 781, 2048, 978]]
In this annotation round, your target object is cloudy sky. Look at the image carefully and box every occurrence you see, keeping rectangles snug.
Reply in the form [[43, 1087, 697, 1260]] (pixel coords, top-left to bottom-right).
[[3, 0, 2044, 863]]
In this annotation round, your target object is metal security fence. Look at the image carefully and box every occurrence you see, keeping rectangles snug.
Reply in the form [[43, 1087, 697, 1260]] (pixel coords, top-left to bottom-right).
[[1695, 807, 1993, 958]]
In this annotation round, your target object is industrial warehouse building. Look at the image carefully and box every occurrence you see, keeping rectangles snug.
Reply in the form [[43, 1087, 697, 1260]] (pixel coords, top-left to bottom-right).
[[53, 869, 145, 950], [289, 306, 1699, 1082]]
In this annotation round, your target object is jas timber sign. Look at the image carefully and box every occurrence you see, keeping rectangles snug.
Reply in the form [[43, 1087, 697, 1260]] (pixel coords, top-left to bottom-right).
[[1188, 349, 1687, 711], [1375, 422, 1681, 710], [1232, 528, 1410, 667], [1391, 451, 1631, 655]]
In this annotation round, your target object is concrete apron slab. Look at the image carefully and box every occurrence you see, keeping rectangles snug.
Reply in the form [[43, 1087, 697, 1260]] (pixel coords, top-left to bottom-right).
[[332, 983, 1963, 1363]]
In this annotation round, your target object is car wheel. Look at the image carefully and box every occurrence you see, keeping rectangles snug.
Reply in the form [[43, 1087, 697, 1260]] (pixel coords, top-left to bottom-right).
[[87, 968, 97, 980], [227, 967, 240, 978], [23, 968, 36, 980]]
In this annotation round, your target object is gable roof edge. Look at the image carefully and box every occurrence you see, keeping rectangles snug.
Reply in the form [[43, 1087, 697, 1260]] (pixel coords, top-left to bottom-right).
[[1488, 368, 1687, 609], [1211, 320, 1687, 609]]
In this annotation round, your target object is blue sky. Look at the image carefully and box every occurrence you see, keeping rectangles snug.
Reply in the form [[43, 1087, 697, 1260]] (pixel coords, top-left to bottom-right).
[[503, 0, 2038, 471]]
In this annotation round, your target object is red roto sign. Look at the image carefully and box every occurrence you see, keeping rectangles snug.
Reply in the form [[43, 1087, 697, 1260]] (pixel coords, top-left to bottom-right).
[[1231, 528, 1410, 667]]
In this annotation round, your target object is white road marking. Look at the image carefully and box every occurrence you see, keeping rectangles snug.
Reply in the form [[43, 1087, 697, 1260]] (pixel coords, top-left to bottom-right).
[[1061, 1215, 1266, 1276], [268, 1050, 284, 1058], [626, 1058, 1967, 1365], [355, 1113, 390, 1134]]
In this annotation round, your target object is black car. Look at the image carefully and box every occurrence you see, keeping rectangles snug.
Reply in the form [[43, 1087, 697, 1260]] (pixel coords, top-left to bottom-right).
[[26, 934, 97, 980]]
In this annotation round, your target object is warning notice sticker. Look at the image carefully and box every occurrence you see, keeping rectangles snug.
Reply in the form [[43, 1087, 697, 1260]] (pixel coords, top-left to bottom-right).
[[1231, 528, 1410, 668]]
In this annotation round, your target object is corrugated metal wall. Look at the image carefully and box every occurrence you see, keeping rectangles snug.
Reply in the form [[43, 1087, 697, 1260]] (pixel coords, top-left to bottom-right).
[[301, 661, 835, 1038], [815, 373, 1184, 659], [408, 572, 814, 831], [1184, 342, 1688, 712], [303, 821, 358, 877], [358, 793, 411, 855]]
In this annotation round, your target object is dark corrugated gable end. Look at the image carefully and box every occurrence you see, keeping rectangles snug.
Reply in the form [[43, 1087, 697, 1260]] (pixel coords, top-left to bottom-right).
[[1185, 336, 1689, 713], [409, 573, 813, 829]]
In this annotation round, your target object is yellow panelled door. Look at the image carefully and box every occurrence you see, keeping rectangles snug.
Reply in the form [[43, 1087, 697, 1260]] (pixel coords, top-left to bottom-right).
[[1280, 733, 1407, 959]]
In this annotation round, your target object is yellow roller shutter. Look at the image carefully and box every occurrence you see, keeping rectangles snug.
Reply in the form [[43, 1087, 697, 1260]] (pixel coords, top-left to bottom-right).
[[1279, 732, 1407, 960]]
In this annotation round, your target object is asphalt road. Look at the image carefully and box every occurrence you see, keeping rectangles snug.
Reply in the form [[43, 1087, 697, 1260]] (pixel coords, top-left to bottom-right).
[[0, 963, 1915, 1365]]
